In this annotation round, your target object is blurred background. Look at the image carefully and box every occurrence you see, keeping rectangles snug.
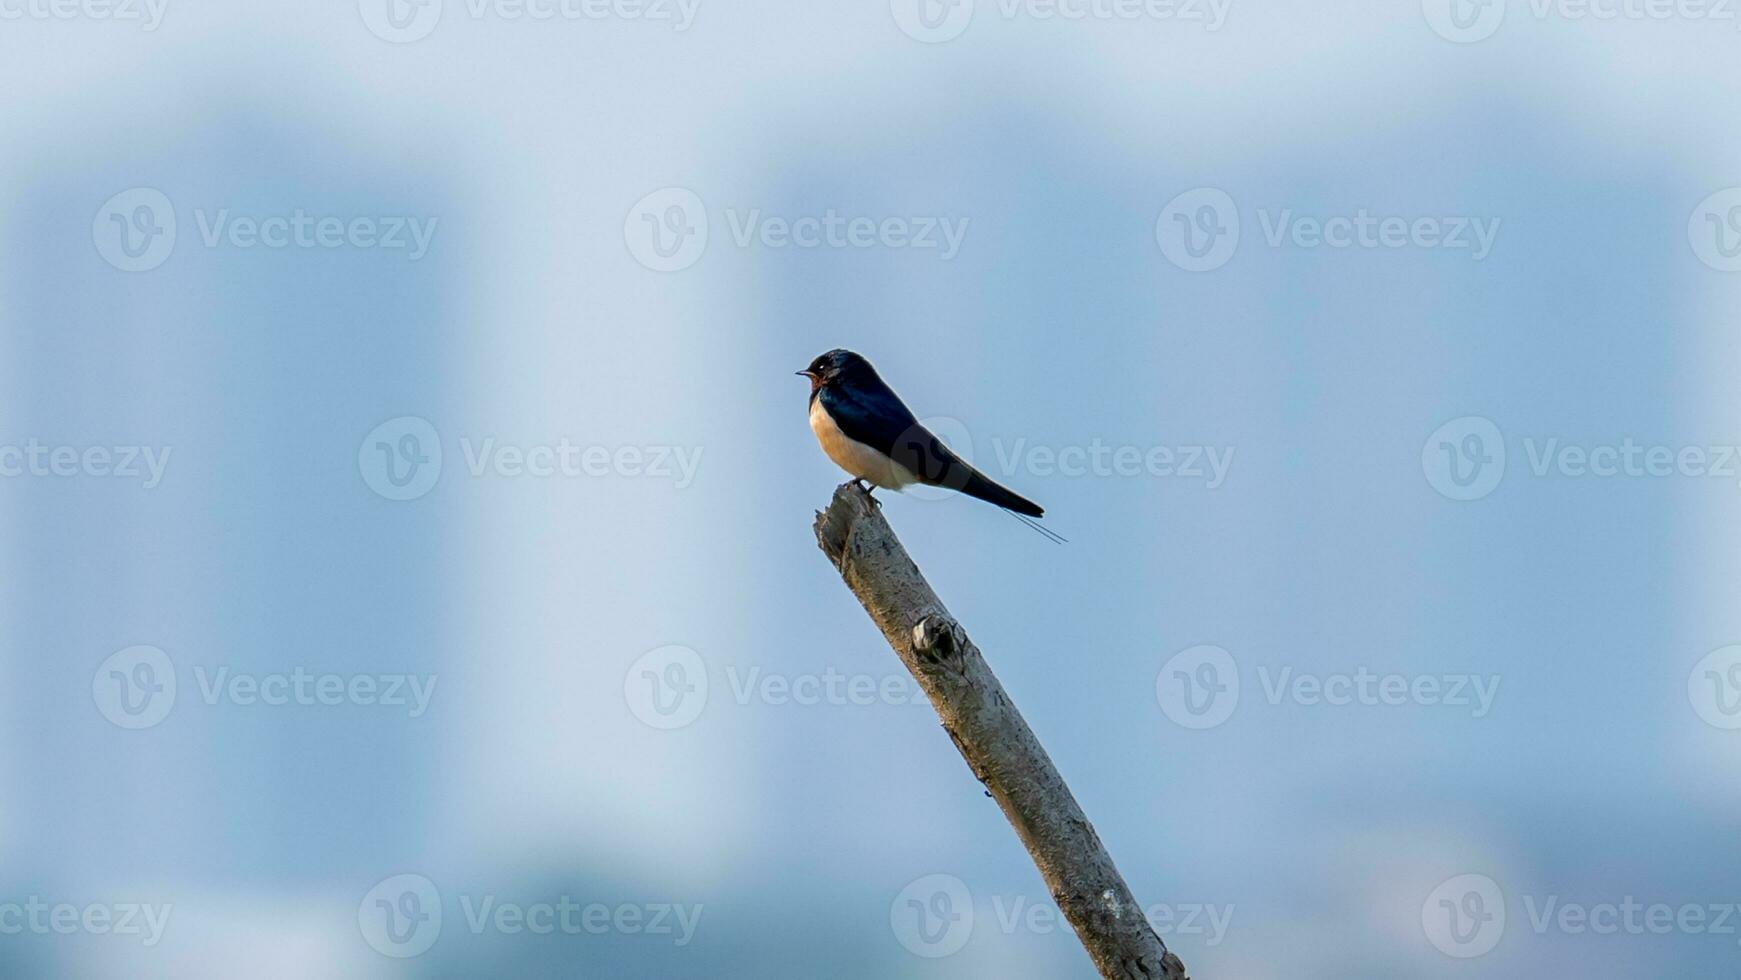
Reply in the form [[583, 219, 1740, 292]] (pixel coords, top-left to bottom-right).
[[3, 0, 1740, 976]]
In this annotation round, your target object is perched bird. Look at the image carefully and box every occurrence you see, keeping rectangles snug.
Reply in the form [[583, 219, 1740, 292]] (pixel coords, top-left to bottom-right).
[[798, 349, 1062, 542]]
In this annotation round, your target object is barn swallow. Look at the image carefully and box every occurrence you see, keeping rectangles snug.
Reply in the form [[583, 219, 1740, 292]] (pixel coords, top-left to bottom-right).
[[799, 349, 1063, 542]]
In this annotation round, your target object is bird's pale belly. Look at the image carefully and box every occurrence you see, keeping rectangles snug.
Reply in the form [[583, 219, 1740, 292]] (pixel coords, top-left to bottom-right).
[[809, 398, 918, 489]]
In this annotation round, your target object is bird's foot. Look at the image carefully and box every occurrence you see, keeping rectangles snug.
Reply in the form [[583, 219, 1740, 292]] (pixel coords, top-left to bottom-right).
[[853, 479, 882, 507]]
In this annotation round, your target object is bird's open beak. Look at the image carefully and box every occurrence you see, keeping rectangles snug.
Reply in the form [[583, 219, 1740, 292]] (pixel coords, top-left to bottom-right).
[[795, 370, 813, 377]]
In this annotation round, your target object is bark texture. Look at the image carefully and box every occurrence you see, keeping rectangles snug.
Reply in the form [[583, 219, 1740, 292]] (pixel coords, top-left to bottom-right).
[[813, 482, 1189, 980]]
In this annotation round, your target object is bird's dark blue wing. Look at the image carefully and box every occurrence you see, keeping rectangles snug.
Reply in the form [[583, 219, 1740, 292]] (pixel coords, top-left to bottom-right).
[[819, 377, 1045, 518], [817, 376, 918, 456]]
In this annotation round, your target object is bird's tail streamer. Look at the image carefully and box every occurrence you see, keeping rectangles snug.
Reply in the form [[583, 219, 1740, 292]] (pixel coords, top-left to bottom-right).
[[1005, 509, 1068, 545]]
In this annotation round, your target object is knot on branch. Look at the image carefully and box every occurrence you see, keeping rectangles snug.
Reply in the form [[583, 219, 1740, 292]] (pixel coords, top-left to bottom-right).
[[911, 614, 962, 663]]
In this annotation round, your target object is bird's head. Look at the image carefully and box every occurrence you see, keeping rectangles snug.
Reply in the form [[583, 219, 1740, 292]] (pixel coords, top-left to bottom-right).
[[796, 348, 872, 393]]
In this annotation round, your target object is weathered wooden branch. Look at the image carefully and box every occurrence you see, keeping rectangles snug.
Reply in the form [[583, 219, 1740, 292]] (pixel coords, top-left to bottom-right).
[[813, 482, 1189, 980]]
